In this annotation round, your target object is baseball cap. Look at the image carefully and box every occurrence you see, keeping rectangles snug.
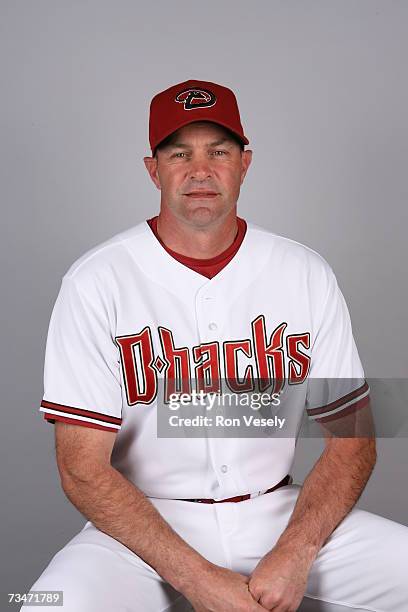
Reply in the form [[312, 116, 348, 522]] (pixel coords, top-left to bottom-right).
[[148, 79, 249, 155]]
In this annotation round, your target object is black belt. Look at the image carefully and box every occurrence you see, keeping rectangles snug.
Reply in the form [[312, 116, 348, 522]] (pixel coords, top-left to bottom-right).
[[177, 474, 293, 504]]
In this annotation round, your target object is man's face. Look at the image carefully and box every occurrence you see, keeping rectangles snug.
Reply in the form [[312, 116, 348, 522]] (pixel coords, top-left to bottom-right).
[[144, 122, 252, 228]]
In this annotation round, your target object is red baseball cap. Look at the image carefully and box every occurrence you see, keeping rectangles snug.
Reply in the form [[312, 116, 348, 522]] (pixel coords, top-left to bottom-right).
[[148, 79, 249, 155]]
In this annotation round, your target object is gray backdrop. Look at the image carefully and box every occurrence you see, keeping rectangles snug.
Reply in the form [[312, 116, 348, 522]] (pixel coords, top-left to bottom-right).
[[1, 0, 407, 600]]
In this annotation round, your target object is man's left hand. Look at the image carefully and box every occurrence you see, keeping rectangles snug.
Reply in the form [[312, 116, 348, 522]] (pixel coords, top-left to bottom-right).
[[248, 544, 314, 611]]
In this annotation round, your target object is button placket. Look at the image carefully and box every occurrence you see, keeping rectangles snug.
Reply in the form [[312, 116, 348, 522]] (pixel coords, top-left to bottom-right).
[[195, 287, 222, 342], [195, 286, 232, 495]]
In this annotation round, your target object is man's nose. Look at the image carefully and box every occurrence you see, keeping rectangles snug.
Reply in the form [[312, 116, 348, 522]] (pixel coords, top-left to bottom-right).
[[189, 156, 212, 180]]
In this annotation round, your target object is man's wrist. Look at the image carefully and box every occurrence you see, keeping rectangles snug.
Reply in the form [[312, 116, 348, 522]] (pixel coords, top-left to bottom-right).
[[168, 553, 214, 595], [271, 533, 320, 568]]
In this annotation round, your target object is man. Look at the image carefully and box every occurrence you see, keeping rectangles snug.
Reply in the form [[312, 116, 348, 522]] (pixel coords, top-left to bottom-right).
[[25, 80, 407, 611]]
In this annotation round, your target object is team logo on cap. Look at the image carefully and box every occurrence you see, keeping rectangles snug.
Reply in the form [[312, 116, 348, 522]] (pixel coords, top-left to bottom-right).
[[175, 88, 217, 110]]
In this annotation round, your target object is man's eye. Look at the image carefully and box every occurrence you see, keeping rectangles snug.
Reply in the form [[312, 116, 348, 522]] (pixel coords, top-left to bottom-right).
[[171, 150, 226, 158]]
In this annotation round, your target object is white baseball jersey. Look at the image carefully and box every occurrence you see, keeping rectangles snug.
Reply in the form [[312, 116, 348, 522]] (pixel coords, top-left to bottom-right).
[[39, 220, 369, 499]]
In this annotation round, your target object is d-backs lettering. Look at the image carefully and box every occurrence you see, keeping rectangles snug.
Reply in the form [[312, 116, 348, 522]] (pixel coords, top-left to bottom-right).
[[115, 315, 310, 406]]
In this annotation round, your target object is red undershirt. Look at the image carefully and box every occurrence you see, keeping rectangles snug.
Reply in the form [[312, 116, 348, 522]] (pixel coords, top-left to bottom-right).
[[146, 216, 247, 279]]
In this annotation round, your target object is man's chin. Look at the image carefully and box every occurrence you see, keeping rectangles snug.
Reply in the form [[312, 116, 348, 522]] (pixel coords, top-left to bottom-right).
[[181, 203, 222, 226]]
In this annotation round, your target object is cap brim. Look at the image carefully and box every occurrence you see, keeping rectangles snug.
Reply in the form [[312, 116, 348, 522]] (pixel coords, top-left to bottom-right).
[[152, 117, 249, 154]]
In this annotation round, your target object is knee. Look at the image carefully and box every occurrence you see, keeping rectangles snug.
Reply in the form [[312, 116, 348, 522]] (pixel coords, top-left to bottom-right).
[[20, 564, 98, 612]]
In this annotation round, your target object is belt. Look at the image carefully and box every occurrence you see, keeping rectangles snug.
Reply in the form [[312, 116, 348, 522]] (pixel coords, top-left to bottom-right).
[[177, 474, 293, 504]]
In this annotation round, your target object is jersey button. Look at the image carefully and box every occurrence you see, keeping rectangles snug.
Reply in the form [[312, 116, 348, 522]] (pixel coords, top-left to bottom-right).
[[220, 464, 228, 473], [208, 322, 218, 331]]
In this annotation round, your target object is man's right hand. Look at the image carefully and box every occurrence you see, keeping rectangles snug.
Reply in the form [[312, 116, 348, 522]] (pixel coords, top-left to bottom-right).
[[183, 563, 266, 612]]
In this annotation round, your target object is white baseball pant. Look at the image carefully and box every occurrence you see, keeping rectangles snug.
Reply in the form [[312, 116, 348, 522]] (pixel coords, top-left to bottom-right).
[[22, 484, 408, 611]]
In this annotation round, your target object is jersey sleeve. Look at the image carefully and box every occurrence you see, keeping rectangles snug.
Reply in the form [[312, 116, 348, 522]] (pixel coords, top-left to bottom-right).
[[305, 265, 370, 424], [39, 275, 123, 432]]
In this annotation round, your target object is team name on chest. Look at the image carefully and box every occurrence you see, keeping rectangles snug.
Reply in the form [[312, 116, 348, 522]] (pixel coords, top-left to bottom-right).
[[115, 314, 311, 406]]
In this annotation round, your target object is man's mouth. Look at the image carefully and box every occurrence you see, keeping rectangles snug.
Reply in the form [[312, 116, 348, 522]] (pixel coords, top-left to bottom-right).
[[184, 191, 218, 198]]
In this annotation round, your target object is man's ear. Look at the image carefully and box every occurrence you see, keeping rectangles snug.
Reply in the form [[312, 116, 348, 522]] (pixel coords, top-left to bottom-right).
[[240, 149, 253, 185], [143, 156, 161, 190]]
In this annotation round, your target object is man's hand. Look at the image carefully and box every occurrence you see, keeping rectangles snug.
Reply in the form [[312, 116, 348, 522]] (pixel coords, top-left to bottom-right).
[[183, 563, 266, 612], [248, 544, 312, 611]]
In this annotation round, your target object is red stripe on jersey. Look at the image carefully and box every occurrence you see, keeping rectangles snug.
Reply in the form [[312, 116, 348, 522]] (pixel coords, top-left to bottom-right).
[[306, 380, 369, 416], [40, 400, 122, 425], [313, 394, 370, 423], [43, 412, 119, 433]]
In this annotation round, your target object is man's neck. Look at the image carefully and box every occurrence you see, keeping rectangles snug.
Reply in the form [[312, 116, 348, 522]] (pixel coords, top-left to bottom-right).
[[155, 209, 239, 259]]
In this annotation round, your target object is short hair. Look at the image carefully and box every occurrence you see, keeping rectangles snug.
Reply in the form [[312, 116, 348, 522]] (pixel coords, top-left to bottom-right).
[[154, 124, 245, 158]]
